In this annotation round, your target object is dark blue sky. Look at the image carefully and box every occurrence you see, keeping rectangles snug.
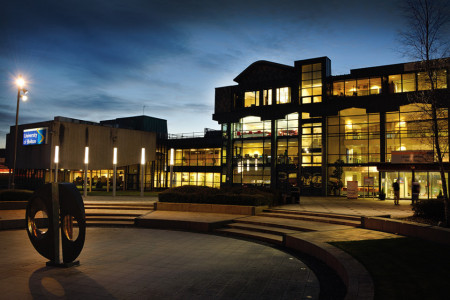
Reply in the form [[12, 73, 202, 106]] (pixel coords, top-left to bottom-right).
[[1, 0, 408, 147]]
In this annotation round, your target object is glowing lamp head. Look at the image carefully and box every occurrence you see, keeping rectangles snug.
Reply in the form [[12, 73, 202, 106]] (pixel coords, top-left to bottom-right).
[[141, 148, 145, 165], [22, 95, 28, 101], [16, 76, 25, 88], [84, 147, 89, 164], [113, 147, 118, 165], [54, 146, 59, 163], [169, 148, 174, 166]]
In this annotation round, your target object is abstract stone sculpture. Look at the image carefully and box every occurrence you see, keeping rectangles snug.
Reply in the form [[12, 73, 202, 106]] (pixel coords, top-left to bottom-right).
[[26, 183, 86, 267]]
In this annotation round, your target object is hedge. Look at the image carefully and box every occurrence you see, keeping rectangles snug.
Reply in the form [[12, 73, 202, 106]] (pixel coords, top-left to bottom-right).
[[412, 199, 445, 222], [158, 185, 274, 206], [0, 189, 34, 202]]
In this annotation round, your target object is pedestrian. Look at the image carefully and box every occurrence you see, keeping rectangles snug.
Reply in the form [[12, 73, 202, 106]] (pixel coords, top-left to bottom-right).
[[412, 181, 420, 205], [392, 179, 400, 205]]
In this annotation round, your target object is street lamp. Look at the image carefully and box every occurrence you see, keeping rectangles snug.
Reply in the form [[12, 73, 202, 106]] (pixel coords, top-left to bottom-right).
[[11, 75, 28, 190]]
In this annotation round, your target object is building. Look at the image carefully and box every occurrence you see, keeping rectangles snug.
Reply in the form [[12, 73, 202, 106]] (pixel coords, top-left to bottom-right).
[[4, 56, 450, 200], [213, 57, 449, 199], [5, 116, 163, 191], [165, 129, 222, 188]]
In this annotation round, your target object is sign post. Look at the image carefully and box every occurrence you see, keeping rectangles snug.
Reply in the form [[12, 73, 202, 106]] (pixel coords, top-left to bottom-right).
[[347, 181, 358, 199]]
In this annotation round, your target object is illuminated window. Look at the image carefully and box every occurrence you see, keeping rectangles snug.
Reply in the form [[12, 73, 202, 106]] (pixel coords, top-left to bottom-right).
[[344, 80, 356, 96], [418, 70, 447, 91], [263, 89, 272, 105], [402, 73, 416, 92], [276, 87, 291, 104], [244, 91, 259, 107], [333, 81, 344, 96], [301, 63, 322, 104]]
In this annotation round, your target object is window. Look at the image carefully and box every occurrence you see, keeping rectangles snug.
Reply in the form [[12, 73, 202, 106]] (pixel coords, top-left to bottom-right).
[[276, 87, 291, 104], [333, 81, 345, 96], [344, 80, 356, 96], [418, 70, 447, 91], [334, 78, 381, 96], [263, 89, 272, 105], [244, 91, 259, 107], [301, 63, 322, 104]]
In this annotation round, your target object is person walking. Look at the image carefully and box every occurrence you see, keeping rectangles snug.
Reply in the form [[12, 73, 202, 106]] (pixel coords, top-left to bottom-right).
[[412, 181, 420, 205], [392, 179, 400, 205]]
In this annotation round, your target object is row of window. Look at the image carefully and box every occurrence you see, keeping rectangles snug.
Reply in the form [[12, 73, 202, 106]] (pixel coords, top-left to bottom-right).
[[242, 69, 447, 106]]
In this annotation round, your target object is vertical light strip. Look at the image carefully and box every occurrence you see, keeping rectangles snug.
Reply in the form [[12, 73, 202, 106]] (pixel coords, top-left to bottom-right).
[[255, 158, 258, 171], [84, 147, 89, 164], [141, 148, 145, 165], [54, 146, 59, 163], [113, 147, 117, 165], [170, 148, 174, 166]]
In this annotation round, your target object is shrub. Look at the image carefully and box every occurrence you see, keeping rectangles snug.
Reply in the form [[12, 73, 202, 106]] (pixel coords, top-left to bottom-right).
[[0, 189, 34, 202], [412, 199, 445, 222], [158, 185, 274, 206]]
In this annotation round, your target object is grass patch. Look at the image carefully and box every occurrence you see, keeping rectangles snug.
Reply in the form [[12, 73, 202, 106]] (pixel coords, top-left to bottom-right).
[[331, 238, 450, 300]]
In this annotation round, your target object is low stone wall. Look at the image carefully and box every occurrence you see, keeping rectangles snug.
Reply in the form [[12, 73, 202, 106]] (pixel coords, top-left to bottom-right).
[[285, 235, 374, 300], [362, 217, 450, 246], [154, 202, 266, 215]]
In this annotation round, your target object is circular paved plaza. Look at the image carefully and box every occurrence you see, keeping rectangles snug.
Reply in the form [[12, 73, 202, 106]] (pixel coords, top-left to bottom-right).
[[0, 228, 319, 299]]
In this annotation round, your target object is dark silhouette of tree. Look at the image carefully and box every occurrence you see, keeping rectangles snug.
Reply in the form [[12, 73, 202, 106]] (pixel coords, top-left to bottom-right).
[[399, 0, 450, 225]]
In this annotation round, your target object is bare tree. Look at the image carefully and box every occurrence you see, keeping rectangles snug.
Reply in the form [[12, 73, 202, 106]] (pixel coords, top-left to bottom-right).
[[399, 0, 450, 225]]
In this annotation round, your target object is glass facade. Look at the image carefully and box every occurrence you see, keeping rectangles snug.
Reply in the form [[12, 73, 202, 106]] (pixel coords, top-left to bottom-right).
[[301, 63, 322, 104], [333, 77, 382, 96]]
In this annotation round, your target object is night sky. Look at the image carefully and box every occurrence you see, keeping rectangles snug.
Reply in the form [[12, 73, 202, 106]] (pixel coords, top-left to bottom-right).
[[1, 0, 408, 148]]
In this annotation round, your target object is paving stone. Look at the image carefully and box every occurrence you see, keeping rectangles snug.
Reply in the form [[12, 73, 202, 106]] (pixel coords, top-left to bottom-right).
[[0, 228, 319, 299]]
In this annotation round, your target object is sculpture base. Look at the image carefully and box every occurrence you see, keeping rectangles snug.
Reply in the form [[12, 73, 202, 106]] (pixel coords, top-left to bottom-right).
[[46, 260, 80, 268]]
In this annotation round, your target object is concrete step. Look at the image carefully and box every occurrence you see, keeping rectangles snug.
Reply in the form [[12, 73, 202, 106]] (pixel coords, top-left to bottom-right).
[[86, 220, 135, 227], [265, 209, 361, 221], [237, 216, 352, 232], [86, 215, 136, 222], [216, 228, 283, 245], [84, 205, 154, 211], [85, 209, 147, 217], [258, 212, 361, 227], [228, 222, 303, 236]]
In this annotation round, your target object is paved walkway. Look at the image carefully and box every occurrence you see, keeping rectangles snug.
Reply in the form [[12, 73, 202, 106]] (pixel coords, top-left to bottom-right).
[[281, 196, 414, 218], [0, 228, 319, 299]]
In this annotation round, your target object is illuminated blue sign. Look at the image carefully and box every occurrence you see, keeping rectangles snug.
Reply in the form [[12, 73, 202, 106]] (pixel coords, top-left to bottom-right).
[[23, 127, 48, 145]]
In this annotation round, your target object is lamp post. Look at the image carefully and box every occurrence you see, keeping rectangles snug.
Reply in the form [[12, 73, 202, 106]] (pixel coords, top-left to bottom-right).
[[11, 75, 28, 190], [113, 147, 117, 197], [84, 147, 89, 197], [140, 148, 145, 197]]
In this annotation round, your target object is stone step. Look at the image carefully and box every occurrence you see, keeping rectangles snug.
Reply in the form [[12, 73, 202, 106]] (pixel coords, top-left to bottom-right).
[[265, 209, 361, 221], [237, 216, 352, 232], [258, 212, 361, 227], [84, 205, 154, 211], [228, 222, 300, 236], [216, 228, 283, 245], [86, 220, 135, 227], [85, 209, 147, 217], [86, 215, 136, 222]]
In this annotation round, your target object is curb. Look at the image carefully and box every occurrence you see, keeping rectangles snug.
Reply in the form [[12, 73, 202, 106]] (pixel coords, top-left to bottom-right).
[[285, 235, 374, 300], [362, 216, 450, 246]]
